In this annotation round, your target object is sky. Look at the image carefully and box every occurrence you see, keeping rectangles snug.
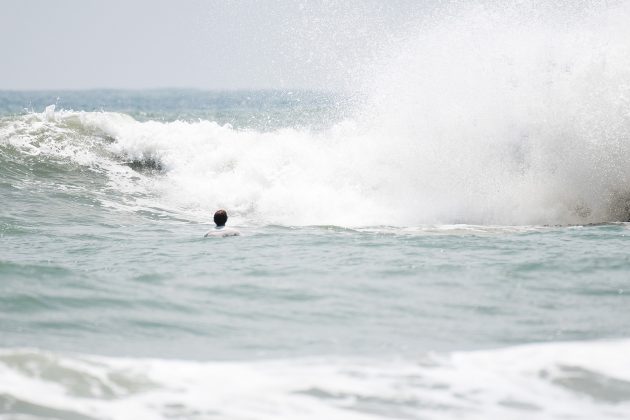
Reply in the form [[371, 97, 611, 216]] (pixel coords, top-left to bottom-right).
[[0, 0, 425, 90]]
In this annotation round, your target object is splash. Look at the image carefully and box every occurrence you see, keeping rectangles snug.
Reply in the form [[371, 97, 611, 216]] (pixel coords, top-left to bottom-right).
[[355, 1, 630, 225], [104, 1, 630, 226], [3, 3, 630, 226]]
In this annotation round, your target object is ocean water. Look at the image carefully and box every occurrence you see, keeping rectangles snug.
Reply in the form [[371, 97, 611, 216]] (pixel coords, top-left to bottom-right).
[[4, 3, 630, 419]]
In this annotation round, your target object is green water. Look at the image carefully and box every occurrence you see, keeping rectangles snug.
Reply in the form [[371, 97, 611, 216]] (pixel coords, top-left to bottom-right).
[[1, 90, 630, 419]]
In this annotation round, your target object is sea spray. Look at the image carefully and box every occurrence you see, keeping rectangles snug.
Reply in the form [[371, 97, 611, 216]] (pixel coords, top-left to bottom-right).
[[356, 1, 630, 225], [3, 4, 630, 226], [3, 4, 630, 420]]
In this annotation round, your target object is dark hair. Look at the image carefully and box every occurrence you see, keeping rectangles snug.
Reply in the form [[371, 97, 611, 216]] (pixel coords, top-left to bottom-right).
[[214, 209, 228, 226]]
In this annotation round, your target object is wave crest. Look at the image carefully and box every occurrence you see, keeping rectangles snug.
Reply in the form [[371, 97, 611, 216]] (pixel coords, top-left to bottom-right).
[[4, 3, 630, 226]]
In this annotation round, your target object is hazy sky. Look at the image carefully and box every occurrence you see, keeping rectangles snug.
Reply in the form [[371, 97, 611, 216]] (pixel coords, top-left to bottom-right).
[[0, 0, 425, 90]]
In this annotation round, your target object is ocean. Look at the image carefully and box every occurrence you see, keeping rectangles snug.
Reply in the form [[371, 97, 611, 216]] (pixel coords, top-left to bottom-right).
[[3, 5, 630, 419]]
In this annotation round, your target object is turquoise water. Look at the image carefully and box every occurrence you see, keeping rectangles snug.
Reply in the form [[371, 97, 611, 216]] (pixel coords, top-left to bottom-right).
[[2, 87, 630, 419], [3, 218, 630, 359]]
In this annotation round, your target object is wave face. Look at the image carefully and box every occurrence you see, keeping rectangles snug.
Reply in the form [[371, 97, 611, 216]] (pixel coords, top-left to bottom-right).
[[3, 4, 630, 227], [1, 340, 630, 420]]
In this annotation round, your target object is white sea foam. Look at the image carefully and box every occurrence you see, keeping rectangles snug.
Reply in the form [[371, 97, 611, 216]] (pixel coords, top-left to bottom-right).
[[3, 3, 630, 227], [1, 340, 630, 420]]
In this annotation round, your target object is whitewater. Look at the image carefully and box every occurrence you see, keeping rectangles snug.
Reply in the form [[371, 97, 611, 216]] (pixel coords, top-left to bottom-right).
[[2, 2, 630, 419]]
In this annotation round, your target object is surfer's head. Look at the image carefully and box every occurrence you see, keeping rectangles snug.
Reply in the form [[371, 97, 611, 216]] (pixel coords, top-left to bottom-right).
[[214, 209, 228, 227]]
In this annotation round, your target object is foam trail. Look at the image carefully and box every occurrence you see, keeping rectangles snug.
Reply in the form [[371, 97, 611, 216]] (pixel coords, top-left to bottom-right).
[[1, 340, 630, 419]]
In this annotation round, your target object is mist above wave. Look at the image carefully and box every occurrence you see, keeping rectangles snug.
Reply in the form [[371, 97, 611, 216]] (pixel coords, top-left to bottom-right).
[[3, 3, 630, 226], [355, 1, 630, 225]]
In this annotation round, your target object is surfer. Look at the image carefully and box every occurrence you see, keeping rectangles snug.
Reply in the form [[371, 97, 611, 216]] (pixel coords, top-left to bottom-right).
[[204, 209, 240, 237]]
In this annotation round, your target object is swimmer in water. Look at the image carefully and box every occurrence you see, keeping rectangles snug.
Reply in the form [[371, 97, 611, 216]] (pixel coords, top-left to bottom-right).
[[204, 209, 240, 237]]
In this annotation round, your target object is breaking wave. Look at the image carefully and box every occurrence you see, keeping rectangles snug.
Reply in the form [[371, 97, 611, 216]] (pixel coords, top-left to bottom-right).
[[3, 3, 630, 227]]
